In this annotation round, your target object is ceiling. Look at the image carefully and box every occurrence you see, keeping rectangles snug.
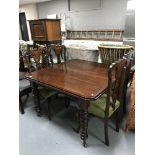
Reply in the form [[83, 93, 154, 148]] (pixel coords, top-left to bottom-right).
[[19, 0, 51, 6]]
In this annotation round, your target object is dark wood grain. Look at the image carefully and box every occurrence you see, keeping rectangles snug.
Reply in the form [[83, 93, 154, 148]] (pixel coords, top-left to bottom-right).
[[51, 44, 66, 64], [25, 59, 111, 147], [71, 59, 127, 146], [29, 19, 61, 41], [25, 59, 109, 100], [125, 75, 135, 131]]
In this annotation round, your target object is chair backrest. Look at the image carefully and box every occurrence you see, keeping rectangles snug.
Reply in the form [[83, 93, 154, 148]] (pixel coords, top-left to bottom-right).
[[105, 59, 127, 117], [31, 47, 42, 70], [50, 44, 66, 64], [19, 50, 30, 72], [25, 47, 49, 72], [41, 46, 53, 68], [98, 45, 133, 66], [123, 53, 134, 87]]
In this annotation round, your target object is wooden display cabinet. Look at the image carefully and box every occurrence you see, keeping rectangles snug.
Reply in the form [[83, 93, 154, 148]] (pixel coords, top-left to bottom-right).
[[29, 19, 61, 45]]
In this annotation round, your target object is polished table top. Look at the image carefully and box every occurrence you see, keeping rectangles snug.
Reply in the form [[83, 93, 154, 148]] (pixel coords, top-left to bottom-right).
[[25, 59, 109, 100]]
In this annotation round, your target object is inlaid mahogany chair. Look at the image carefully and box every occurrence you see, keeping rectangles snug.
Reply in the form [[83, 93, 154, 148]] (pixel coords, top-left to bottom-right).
[[49, 44, 66, 64], [74, 59, 127, 146], [48, 44, 70, 108], [19, 50, 32, 114], [88, 59, 127, 146], [19, 78, 32, 114], [27, 47, 57, 119]]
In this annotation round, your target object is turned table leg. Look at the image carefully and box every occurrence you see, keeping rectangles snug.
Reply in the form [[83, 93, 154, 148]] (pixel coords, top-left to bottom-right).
[[32, 82, 41, 116], [78, 100, 89, 147]]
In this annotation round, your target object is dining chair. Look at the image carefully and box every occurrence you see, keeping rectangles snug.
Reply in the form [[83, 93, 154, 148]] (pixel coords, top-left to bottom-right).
[[74, 59, 127, 146], [19, 44, 43, 114], [19, 50, 32, 114], [48, 44, 70, 108], [98, 44, 133, 67], [27, 47, 57, 119], [49, 44, 66, 64], [125, 74, 135, 132], [122, 53, 135, 113], [19, 78, 32, 114]]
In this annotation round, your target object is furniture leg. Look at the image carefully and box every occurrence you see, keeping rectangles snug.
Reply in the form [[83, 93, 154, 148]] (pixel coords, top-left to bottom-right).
[[115, 109, 120, 132], [65, 97, 70, 108], [32, 82, 41, 116], [64, 46, 66, 61], [104, 118, 109, 146], [79, 100, 89, 147], [47, 97, 52, 120]]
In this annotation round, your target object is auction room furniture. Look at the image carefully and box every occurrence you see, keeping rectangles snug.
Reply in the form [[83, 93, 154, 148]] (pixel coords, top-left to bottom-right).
[[19, 50, 32, 114], [125, 74, 135, 131], [122, 53, 135, 113], [29, 19, 61, 46], [49, 44, 66, 64], [64, 29, 124, 62], [73, 59, 127, 146], [66, 29, 124, 41], [19, 79, 32, 114], [98, 44, 134, 66], [25, 59, 126, 147], [26, 47, 58, 119]]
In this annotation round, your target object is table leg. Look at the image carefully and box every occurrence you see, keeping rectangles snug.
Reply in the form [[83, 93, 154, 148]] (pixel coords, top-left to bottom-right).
[[78, 100, 89, 147], [32, 82, 41, 116]]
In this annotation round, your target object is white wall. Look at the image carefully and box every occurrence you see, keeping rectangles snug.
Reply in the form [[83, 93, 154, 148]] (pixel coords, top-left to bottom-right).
[[19, 3, 38, 40], [37, 0, 128, 30]]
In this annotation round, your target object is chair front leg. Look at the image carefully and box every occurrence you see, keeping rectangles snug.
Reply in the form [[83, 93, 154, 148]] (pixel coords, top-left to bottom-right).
[[32, 82, 41, 116], [47, 97, 53, 120], [65, 97, 70, 108], [104, 118, 109, 146], [115, 109, 120, 132]]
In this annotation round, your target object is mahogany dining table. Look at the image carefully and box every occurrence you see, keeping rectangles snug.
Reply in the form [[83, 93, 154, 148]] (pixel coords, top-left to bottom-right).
[[25, 59, 109, 147]]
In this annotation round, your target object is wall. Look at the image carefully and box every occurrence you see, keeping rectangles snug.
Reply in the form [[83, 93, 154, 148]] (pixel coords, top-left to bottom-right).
[[37, 0, 128, 30], [124, 0, 135, 38], [19, 3, 38, 40]]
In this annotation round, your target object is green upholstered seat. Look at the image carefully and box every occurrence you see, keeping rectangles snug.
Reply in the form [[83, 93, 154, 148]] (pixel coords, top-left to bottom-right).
[[38, 87, 57, 102], [88, 94, 120, 118]]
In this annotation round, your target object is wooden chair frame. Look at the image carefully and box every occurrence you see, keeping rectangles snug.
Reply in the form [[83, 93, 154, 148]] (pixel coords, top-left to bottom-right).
[[74, 59, 127, 146]]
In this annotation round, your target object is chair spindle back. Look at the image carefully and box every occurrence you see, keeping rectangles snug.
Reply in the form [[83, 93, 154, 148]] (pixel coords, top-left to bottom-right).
[[105, 59, 127, 117]]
